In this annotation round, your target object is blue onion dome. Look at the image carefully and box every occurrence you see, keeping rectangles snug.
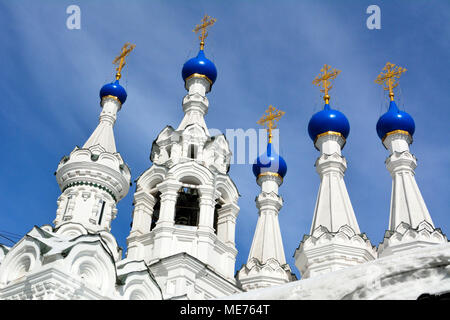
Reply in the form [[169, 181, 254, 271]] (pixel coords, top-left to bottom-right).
[[100, 80, 127, 104], [376, 100, 415, 140], [252, 142, 287, 179], [182, 49, 217, 85], [308, 104, 350, 141]]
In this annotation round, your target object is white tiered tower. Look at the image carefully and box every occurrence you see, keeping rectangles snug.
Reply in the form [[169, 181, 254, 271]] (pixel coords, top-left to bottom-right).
[[294, 66, 376, 279], [375, 63, 447, 257], [126, 17, 242, 300], [53, 95, 130, 239], [0, 44, 162, 300], [237, 107, 295, 290]]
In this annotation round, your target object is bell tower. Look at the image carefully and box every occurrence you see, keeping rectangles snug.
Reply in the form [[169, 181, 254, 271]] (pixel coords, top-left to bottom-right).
[[126, 15, 241, 299]]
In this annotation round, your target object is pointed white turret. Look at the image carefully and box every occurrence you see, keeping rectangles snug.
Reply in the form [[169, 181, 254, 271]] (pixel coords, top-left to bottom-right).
[[237, 106, 294, 291], [53, 85, 131, 237], [374, 63, 447, 256], [294, 66, 376, 279], [377, 130, 448, 257]]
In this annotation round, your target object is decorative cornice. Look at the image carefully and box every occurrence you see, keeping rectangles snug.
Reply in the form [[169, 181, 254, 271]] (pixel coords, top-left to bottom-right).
[[100, 95, 122, 110], [379, 221, 447, 247], [315, 130, 345, 141], [257, 172, 283, 184], [62, 181, 117, 202], [184, 73, 213, 86], [296, 225, 375, 253], [382, 129, 411, 142]]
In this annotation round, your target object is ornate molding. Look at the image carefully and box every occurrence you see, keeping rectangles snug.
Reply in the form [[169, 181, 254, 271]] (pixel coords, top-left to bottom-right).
[[378, 221, 448, 257], [295, 225, 377, 278]]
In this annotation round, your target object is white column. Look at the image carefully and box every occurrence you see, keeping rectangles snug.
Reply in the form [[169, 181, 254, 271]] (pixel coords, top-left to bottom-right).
[[151, 180, 180, 260], [198, 186, 216, 231], [129, 191, 156, 236], [155, 181, 180, 227], [196, 186, 216, 263], [216, 203, 239, 246]]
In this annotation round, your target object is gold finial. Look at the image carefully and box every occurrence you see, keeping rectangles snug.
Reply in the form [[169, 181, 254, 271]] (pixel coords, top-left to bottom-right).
[[375, 62, 407, 101], [112, 42, 136, 80], [257, 105, 285, 144], [193, 14, 217, 50], [312, 64, 341, 104]]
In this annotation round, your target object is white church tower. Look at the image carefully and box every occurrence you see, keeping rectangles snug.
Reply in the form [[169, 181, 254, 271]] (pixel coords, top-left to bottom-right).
[[237, 106, 295, 290], [125, 15, 242, 300], [374, 63, 447, 257], [0, 44, 162, 300], [294, 65, 376, 279]]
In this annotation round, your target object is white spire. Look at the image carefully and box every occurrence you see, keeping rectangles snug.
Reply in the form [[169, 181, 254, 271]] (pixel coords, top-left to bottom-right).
[[237, 173, 294, 291], [378, 132, 447, 256], [83, 97, 121, 153], [294, 134, 376, 279], [308, 135, 361, 233], [54, 95, 130, 236]]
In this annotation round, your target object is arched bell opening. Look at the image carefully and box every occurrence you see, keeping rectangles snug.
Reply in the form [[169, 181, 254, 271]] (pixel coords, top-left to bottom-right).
[[188, 144, 197, 159], [213, 203, 221, 235], [174, 187, 199, 227], [150, 191, 161, 231]]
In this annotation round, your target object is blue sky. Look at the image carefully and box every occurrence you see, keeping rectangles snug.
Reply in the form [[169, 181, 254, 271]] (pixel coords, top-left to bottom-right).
[[0, 0, 449, 278]]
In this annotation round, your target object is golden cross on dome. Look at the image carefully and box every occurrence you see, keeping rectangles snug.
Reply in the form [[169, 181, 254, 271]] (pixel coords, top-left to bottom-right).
[[312, 64, 341, 104], [375, 62, 407, 101], [193, 14, 217, 50], [112, 42, 136, 80], [257, 105, 285, 143]]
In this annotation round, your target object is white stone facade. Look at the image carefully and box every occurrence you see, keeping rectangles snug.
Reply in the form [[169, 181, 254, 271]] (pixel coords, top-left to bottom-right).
[[0, 226, 162, 300]]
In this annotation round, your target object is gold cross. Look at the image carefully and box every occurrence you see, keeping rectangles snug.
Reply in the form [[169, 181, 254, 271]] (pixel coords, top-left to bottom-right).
[[257, 105, 285, 143], [375, 62, 407, 101], [112, 42, 136, 80], [312, 64, 341, 104], [193, 14, 217, 50]]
